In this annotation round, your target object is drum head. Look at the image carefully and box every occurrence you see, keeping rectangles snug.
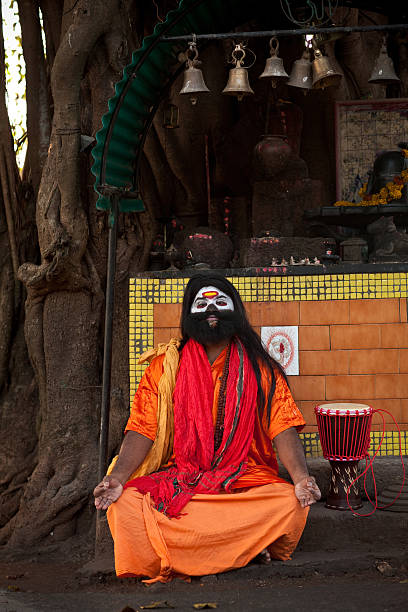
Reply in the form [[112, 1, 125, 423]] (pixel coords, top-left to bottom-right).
[[315, 402, 372, 415]]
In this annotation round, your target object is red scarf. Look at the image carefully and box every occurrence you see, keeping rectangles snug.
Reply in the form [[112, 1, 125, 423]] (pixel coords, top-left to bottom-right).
[[125, 338, 258, 517]]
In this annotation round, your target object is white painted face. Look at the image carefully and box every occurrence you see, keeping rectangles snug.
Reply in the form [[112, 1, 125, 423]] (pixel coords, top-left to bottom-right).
[[191, 286, 234, 313]]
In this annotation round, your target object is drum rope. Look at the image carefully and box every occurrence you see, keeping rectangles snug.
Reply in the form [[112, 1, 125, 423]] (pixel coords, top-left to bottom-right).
[[346, 409, 406, 517]]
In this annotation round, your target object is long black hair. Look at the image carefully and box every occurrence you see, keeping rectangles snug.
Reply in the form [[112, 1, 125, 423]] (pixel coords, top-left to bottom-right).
[[179, 274, 288, 424]]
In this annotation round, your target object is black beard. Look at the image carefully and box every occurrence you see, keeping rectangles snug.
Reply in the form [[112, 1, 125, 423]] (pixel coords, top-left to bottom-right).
[[184, 310, 242, 345]]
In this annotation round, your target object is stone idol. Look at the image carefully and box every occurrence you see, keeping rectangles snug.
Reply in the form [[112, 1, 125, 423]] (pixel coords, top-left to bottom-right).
[[367, 216, 408, 262]]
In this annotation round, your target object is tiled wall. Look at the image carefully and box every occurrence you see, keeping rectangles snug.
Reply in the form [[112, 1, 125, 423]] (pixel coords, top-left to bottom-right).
[[129, 273, 408, 457]]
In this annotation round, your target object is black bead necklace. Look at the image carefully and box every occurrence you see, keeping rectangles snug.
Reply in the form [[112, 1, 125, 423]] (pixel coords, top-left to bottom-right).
[[214, 342, 231, 452]]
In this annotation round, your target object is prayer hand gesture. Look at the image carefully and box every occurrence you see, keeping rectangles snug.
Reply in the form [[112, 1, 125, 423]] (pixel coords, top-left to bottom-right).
[[294, 476, 321, 508], [94, 476, 123, 511]]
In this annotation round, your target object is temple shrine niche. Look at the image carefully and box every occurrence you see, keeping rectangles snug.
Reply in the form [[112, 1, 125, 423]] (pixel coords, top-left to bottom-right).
[[137, 7, 408, 273]]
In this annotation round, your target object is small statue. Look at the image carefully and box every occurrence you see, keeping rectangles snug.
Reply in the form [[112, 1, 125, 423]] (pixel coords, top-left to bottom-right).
[[367, 215, 408, 262], [164, 244, 180, 270], [230, 250, 240, 268], [149, 233, 166, 270]]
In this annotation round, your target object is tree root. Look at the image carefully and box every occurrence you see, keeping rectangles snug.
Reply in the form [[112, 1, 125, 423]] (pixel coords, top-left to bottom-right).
[[2, 460, 96, 549]]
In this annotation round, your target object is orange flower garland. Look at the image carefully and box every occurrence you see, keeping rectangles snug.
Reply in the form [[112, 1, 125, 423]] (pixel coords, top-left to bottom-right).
[[334, 149, 408, 207]]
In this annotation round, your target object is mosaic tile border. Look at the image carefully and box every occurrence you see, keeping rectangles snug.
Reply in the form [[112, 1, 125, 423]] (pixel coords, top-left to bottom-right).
[[131, 273, 408, 306], [129, 273, 408, 457]]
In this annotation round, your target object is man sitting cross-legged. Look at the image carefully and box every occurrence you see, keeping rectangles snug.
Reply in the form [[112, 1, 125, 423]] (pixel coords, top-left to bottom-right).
[[93, 273, 321, 583]]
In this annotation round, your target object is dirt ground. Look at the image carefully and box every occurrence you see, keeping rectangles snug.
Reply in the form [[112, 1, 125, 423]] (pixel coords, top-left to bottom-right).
[[1, 561, 408, 612], [1, 555, 407, 593], [1, 532, 408, 612], [0, 534, 94, 594]]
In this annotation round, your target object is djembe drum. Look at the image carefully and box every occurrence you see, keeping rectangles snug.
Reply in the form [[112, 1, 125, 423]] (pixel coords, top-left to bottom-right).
[[315, 403, 373, 510]]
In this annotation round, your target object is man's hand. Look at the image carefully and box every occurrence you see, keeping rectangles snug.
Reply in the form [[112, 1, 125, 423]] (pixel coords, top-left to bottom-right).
[[94, 476, 123, 510], [294, 476, 321, 508], [93, 431, 153, 511]]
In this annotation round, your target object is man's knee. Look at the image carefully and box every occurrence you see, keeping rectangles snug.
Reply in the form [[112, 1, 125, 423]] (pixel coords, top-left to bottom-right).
[[107, 487, 143, 522], [281, 484, 308, 519]]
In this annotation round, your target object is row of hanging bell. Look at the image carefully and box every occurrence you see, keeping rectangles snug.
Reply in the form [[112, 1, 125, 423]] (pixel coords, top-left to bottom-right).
[[180, 36, 342, 102], [258, 37, 342, 91], [287, 37, 399, 91], [180, 40, 255, 103], [179, 34, 399, 104]]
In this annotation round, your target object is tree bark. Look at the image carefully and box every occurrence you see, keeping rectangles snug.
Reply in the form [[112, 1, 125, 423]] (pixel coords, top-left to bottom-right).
[[38, 0, 63, 70], [0, 1, 38, 535], [18, 0, 52, 194], [3, 0, 119, 547]]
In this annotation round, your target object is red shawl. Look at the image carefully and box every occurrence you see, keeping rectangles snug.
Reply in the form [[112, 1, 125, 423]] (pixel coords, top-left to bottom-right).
[[125, 338, 258, 517]]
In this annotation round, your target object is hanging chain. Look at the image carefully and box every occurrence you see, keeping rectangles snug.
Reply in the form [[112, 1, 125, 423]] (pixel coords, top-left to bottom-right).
[[279, 0, 338, 27]]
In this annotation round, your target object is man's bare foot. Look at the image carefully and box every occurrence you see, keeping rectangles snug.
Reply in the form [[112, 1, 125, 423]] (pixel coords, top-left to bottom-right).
[[254, 548, 271, 564]]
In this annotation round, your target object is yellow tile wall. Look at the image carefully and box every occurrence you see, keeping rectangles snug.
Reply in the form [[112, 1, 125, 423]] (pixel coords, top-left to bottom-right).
[[129, 273, 408, 457]]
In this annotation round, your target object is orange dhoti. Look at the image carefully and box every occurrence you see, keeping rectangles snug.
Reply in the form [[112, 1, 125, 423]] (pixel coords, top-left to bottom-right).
[[107, 481, 309, 583]]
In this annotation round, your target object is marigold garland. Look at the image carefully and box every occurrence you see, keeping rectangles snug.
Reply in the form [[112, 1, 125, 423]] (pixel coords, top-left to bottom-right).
[[334, 149, 408, 207]]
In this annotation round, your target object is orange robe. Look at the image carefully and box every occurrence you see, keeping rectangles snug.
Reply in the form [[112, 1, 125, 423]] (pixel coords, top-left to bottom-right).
[[108, 347, 309, 582]]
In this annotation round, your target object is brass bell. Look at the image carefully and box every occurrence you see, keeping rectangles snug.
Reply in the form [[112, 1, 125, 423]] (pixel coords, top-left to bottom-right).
[[222, 43, 254, 101], [259, 37, 289, 88], [368, 40, 400, 85], [311, 47, 342, 89], [287, 49, 312, 91], [179, 38, 210, 105]]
